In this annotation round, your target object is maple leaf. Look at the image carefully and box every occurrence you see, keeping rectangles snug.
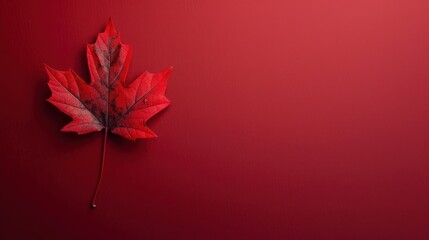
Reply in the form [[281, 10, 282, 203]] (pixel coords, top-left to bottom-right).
[[46, 19, 172, 207], [46, 19, 171, 140]]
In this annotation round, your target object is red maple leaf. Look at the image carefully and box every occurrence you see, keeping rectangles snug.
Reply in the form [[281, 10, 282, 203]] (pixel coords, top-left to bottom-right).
[[46, 19, 172, 207]]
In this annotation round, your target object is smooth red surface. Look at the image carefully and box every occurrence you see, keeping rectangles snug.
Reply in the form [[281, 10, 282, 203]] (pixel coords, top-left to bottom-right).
[[1, 0, 429, 239]]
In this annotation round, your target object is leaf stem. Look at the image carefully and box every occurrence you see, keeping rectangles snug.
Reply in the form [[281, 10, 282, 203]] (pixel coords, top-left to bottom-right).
[[91, 127, 108, 208]]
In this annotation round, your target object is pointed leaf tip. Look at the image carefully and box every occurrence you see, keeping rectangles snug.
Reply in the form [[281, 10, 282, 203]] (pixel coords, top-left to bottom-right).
[[163, 67, 173, 77], [104, 18, 118, 35]]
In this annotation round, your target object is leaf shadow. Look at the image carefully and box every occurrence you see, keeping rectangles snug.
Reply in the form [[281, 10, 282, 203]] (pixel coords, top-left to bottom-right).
[[107, 133, 149, 161]]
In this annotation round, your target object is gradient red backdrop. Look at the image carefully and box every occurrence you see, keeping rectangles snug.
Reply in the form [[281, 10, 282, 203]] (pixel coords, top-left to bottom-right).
[[1, 0, 429, 239]]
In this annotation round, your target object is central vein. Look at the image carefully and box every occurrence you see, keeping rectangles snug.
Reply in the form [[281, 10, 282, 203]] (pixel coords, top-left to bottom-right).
[[105, 38, 112, 129]]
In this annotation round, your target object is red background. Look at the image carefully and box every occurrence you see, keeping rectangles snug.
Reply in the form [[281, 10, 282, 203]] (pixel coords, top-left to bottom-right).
[[1, 0, 429, 239]]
